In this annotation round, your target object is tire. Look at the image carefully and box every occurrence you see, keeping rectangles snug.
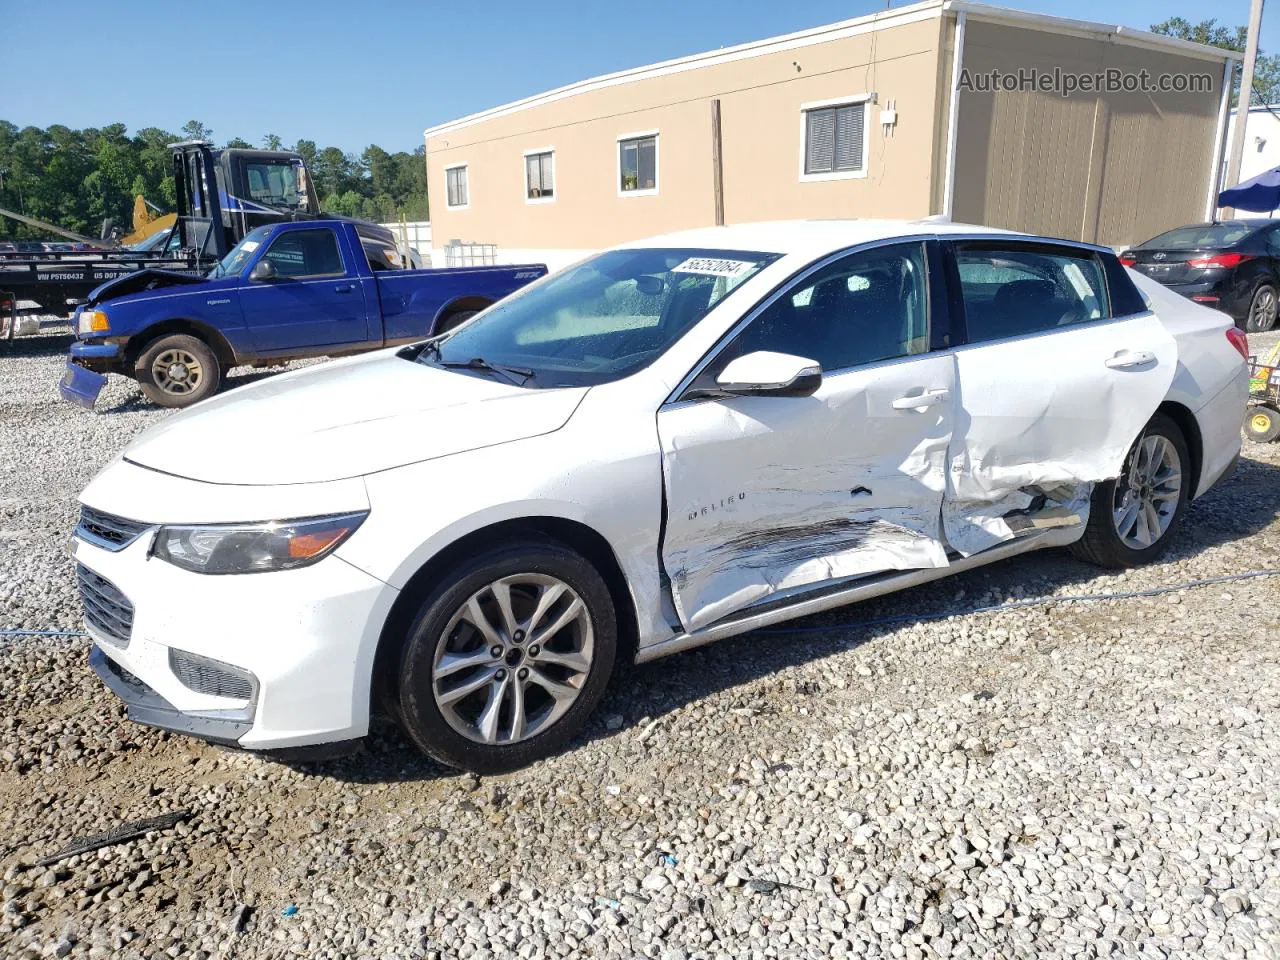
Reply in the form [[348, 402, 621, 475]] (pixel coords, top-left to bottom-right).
[[435, 309, 478, 335], [134, 333, 221, 408], [1068, 412, 1191, 569], [1245, 405, 1280, 443], [396, 540, 617, 773], [1245, 283, 1278, 333]]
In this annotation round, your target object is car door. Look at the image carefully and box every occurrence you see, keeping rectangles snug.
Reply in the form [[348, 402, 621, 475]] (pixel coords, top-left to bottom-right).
[[942, 240, 1177, 555], [656, 240, 956, 633], [240, 226, 372, 352]]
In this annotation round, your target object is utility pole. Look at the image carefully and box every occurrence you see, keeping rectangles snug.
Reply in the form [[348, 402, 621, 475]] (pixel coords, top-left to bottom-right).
[[1225, 0, 1265, 197]]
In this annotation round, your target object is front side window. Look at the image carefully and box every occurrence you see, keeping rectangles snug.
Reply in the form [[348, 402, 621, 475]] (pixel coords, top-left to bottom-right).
[[426, 248, 780, 387], [446, 166, 469, 208], [210, 225, 271, 278], [260, 228, 344, 278], [718, 242, 929, 374], [526, 151, 554, 200], [619, 135, 657, 193], [955, 243, 1109, 344], [803, 102, 866, 177]]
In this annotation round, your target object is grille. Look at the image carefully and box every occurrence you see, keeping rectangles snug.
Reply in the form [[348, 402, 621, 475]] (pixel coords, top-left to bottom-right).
[[76, 506, 150, 551], [168, 649, 255, 702], [76, 564, 134, 646]]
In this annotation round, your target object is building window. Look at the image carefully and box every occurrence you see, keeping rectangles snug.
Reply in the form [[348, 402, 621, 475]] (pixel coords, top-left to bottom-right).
[[618, 133, 658, 195], [802, 100, 867, 180], [445, 164, 469, 209], [525, 150, 555, 202]]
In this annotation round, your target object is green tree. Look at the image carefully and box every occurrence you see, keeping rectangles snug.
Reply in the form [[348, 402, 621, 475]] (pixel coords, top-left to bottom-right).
[[1151, 18, 1280, 104], [0, 118, 429, 241], [224, 137, 253, 148], [263, 133, 283, 151], [180, 120, 214, 142]]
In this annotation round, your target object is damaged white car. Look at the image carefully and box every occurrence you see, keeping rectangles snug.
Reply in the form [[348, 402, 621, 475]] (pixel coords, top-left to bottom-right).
[[72, 221, 1248, 772]]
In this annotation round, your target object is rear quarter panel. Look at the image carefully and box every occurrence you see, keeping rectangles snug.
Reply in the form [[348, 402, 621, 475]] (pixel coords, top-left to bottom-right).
[[1131, 271, 1248, 496]]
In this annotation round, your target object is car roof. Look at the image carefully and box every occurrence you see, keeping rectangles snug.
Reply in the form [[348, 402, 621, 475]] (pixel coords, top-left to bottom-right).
[[616, 218, 1067, 260]]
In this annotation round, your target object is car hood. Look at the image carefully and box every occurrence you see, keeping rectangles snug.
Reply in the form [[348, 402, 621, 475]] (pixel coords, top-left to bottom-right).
[[123, 350, 589, 485], [88, 268, 213, 306]]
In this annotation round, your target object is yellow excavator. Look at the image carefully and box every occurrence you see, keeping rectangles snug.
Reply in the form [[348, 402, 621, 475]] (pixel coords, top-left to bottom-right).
[[118, 196, 176, 247]]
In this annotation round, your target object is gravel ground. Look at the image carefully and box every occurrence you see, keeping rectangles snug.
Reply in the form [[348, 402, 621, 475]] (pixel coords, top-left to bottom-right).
[[1, 329, 1279, 960]]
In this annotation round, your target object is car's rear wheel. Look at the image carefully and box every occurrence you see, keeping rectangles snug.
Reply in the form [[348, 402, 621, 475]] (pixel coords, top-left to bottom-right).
[[135, 334, 221, 408], [1245, 404, 1280, 443], [1245, 283, 1278, 333], [1069, 412, 1190, 568], [397, 541, 616, 773]]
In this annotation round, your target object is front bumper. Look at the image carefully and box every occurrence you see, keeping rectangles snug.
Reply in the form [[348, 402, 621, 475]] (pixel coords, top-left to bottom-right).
[[90, 645, 251, 745], [73, 468, 397, 750]]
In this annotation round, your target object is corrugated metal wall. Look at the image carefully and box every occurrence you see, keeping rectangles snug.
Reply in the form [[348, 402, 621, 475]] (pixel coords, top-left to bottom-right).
[[950, 21, 1225, 248]]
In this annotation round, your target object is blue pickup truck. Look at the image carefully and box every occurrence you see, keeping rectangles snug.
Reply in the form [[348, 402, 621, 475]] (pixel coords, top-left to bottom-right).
[[59, 219, 547, 408]]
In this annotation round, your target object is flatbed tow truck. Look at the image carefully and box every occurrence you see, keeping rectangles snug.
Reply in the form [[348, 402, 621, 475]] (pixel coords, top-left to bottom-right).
[[0, 141, 408, 324]]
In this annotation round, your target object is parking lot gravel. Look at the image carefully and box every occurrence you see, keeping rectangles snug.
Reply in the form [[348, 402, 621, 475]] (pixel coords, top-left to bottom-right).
[[2, 329, 1279, 960]]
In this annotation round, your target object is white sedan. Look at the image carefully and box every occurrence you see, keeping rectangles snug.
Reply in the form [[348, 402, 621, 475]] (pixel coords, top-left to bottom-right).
[[72, 220, 1248, 772]]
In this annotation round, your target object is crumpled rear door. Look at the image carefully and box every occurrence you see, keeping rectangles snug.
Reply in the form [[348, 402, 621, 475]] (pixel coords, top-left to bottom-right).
[[944, 313, 1178, 554]]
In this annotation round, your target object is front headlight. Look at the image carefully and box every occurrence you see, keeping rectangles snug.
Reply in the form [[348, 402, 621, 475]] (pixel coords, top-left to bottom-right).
[[152, 512, 367, 575]]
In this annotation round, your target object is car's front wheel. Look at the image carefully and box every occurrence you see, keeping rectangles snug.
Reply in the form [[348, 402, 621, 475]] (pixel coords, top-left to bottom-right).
[[1069, 412, 1190, 568], [396, 541, 616, 773]]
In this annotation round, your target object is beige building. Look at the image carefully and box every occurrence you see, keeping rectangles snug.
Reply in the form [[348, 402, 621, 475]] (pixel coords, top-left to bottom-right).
[[424, 0, 1236, 269]]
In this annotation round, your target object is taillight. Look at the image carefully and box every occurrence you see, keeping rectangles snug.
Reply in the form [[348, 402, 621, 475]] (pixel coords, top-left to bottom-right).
[[1187, 252, 1254, 268], [1226, 327, 1249, 360], [1118, 254, 1136, 267]]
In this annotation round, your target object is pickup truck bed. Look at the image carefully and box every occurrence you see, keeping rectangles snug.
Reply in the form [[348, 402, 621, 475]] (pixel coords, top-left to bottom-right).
[[59, 220, 546, 409]]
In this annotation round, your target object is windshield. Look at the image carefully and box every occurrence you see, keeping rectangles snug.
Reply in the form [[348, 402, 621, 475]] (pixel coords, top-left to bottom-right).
[[244, 160, 309, 212], [425, 248, 780, 387], [1138, 223, 1259, 250], [208, 226, 271, 278]]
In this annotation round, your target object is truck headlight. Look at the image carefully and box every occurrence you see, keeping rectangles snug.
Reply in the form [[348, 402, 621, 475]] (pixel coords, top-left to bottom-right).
[[152, 512, 367, 575], [79, 310, 110, 334]]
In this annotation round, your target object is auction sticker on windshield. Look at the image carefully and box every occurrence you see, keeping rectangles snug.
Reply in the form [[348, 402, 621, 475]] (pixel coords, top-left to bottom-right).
[[671, 257, 757, 278]]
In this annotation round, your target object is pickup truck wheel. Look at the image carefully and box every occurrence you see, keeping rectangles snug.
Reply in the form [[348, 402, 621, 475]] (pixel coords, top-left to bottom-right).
[[397, 540, 617, 773], [436, 309, 477, 334], [1068, 413, 1190, 569], [135, 334, 221, 408]]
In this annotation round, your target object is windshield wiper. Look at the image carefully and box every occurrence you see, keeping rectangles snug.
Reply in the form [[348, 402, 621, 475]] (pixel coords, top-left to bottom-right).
[[437, 356, 535, 386]]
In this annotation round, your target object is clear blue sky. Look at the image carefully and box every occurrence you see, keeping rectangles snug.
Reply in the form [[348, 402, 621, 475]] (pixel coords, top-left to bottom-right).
[[7, 0, 1276, 155]]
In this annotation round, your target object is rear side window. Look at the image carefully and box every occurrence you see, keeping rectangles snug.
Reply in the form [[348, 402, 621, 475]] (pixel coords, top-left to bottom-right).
[[262, 229, 344, 278], [954, 244, 1108, 344], [1102, 253, 1149, 316]]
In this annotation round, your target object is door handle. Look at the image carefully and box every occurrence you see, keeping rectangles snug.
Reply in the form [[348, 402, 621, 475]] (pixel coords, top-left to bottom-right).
[[891, 388, 949, 410], [1105, 350, 1156, 369], [334, 284, 355, 294]]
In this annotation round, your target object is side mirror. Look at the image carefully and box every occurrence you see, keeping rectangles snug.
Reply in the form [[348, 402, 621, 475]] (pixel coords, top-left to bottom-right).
[[715, 350, 822, 397], [249, 259, 277, 282]]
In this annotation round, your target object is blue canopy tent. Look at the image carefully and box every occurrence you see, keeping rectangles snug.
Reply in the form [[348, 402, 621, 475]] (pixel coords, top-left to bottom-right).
[[1218, 165, 1280, 212]]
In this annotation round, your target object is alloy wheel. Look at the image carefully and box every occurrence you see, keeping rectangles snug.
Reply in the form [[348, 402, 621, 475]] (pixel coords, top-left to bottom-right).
[[151, 348, 204, 396], [1111, 434, 1182, 549], [1250, 287, 1278, 332], [431, 574, 594, 745]]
